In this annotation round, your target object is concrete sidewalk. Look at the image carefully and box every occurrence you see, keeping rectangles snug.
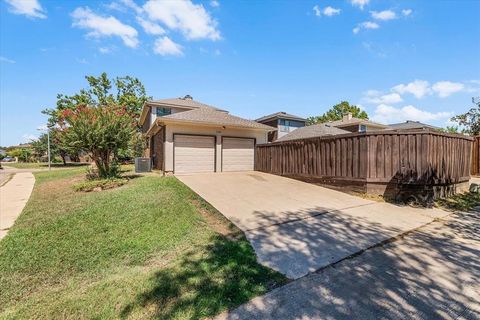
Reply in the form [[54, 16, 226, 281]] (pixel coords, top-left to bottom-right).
[[178, 172, 449, 279], [0, 172, 35, 240], [217, 208, 480, 320]]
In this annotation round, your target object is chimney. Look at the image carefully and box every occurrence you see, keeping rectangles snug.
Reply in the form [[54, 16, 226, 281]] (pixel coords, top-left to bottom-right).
[[183, 94, 193, 100], [343, 112, 353, 121]]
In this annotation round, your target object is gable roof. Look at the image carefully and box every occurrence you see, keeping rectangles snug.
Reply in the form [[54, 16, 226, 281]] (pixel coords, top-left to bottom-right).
[[328, 117, 387, 129], [139, 95, 226, 125], [256, 111, 307, 123], [388, 120, 440, 130], [276, 123, 349, 142], [150, 108, 275, 133], [147, 97, 226, 111]]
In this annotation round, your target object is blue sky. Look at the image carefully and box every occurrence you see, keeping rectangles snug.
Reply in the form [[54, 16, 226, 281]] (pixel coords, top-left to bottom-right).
[[1, 0, 479, 146]]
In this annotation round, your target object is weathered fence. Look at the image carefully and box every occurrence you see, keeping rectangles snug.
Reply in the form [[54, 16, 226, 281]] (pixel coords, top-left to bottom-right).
[[255, 130, 473, 200], [472, 136, 480, 176]]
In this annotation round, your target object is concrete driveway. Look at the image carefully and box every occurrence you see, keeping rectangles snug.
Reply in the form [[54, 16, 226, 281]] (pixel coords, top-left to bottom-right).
[[177, 171, 449, 279]]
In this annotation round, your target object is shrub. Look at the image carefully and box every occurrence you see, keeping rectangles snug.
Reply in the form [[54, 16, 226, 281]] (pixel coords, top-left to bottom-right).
[[73, 177, 128, 192]]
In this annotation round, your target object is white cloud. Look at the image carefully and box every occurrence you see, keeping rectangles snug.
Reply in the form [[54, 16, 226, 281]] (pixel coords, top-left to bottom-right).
[[402, 9, 412, 16], [371, 104, 452, 124], [323, 6, 341, 16], [210, 0, 219, 8], [99, 47, 112, 54], [0, 56, 16, 64], [392, 80, 431, 98], [120, 0, 143, 14], [371, 10, 397, 21], [353, 21, 379, 33], [144, 0, 220, 41], [5, 0, 46, 19], [364, 91, 403, 104], [431, 81, 465, 98], [313, 5, 341, 17], [350, 0, 370, 10], [136, 16, 165, 35], [153, 36, 183, 56], [71, 7, 139, 48], [76, 58, 88, 64], [22, 134, 38, 142]]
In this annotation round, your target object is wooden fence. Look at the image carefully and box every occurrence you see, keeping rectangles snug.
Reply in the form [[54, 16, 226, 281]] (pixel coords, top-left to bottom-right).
[[255, 130, 473, 199], [472, 136, 480, 176]]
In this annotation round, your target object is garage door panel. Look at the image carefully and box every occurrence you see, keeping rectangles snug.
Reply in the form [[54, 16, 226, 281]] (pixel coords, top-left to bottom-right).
[[174, 135, 215, 173], [222, 137, 254, 172]]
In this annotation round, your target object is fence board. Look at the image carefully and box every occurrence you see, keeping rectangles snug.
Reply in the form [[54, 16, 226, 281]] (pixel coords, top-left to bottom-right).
[[255, 130, 473, 193]]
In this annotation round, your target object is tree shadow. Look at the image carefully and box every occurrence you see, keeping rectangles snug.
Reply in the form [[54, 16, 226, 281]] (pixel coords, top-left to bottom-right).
[[220, 209, 480, 319], [120, 234, 287, 319]]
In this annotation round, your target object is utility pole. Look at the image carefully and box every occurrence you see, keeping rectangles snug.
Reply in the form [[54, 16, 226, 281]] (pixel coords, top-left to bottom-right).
[[47, 127, 51, 171]]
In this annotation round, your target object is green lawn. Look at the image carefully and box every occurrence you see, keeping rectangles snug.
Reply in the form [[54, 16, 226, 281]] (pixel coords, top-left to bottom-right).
[[0, 168, 286, 319], [435, 191, 480, 212]]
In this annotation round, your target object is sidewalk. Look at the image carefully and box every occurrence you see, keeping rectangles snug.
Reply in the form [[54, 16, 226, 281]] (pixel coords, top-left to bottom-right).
[[0, 172, 35, 240], [216, 208, 480, 320]]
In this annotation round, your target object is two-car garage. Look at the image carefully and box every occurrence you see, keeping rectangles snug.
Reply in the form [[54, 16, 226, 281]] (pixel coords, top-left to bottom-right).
[[173, 135, 255, 174]]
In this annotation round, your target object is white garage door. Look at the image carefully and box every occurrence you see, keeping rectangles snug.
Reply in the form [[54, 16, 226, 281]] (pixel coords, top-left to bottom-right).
[[174, 135, 215, 174], [222, 137, 255, 172]]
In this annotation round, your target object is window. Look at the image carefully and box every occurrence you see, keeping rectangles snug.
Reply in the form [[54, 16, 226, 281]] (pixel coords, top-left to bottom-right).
[[359, 124, 367, 132], [279, 119, 290, 132], [156, 107, 171, 117]]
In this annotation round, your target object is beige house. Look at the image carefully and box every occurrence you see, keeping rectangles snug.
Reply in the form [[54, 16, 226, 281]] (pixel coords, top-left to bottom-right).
[[140, 95, 274, 174], [256, 112, 307, 142], [328, 113, 387, 132]]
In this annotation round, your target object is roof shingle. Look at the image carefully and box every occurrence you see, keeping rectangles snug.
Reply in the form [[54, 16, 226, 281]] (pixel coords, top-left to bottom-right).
[[158, 108, 275, 130]]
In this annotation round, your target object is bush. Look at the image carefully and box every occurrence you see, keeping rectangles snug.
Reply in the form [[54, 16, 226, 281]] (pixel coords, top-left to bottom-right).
[[73, 178, 128, 192]]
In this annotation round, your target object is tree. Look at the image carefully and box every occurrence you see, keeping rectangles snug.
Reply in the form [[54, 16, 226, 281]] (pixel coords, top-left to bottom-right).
[[59, 105, 136, 178], [307, 101, 368, 125], [31, 130, 78, 165], [438, 126, 460, 134], [42, 72, 150, 126], [9, 147, 33, 162], [451, 97, 480, 136]]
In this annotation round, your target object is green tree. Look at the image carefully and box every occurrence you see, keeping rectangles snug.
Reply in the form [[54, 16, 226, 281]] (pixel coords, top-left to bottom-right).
[[451, 97, 480, 135], [8, 147, 33, 162], [59, 105, 136, 178], [438, 126, 460, 134], [307, 101, 368, 125], [31, 130, 78, 165], [43, 72, 150, 126]]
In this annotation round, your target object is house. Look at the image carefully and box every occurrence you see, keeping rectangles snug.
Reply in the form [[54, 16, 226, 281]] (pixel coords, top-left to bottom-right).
[[328, 113, 387, 133], [276, 123, 349, 142], [256, 112, 307, 142], [387, 120, 440, 131], [140, 95, 274, 174]]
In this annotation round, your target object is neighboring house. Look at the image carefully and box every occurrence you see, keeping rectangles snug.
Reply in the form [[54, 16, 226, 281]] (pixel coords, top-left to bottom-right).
[[387, 120, 440, 131], [276, 123, 349, 142], [328, 113, 388, 133], [139, 95, 274, 174], [256, 112, 306, 142]]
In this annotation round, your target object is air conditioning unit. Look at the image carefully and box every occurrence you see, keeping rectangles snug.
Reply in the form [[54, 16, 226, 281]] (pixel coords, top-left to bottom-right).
[[135, 157, 151, 173]]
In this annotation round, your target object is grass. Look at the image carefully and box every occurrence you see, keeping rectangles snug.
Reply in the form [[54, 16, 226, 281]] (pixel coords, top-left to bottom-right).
[[0, 168, 286, 319], [2, 162, 89, 169], [435, 191, 480, 212]]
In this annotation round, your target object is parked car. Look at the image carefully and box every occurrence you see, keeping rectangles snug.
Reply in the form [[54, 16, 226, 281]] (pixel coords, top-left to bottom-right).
[[1, 156, 16, 162]]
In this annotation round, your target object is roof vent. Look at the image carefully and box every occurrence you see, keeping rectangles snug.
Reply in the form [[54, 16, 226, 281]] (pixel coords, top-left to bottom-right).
[[183, 94, 193, 100]]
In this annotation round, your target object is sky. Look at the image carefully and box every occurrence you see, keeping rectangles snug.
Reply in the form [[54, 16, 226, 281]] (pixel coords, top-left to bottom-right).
[[1, 0, 479, 146]]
